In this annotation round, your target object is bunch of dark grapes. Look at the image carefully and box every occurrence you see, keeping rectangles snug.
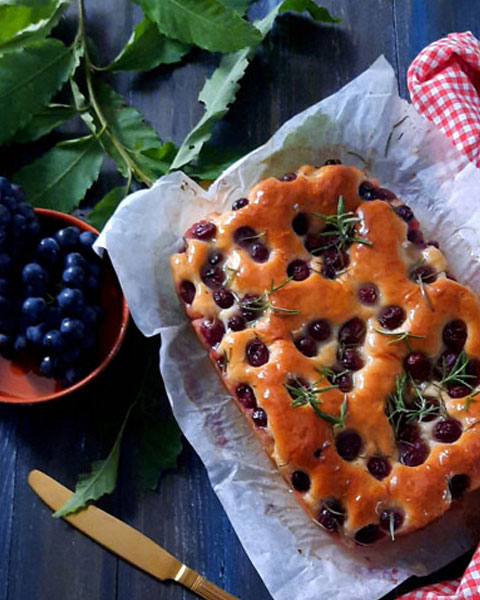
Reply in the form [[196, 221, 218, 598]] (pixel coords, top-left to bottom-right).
[[0, 176, 103, 387]]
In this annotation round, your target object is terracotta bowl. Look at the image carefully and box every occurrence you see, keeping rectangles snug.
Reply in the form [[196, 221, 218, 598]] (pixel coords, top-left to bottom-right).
[[0, 209, 129, 404]]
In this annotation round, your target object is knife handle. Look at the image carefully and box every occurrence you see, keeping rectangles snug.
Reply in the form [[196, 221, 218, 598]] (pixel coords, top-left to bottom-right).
[[175, 564, 239, 600]]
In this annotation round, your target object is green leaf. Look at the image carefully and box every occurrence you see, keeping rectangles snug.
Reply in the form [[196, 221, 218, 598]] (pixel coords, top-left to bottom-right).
[[70, 79, 96, 132], [132, 0, 262, 53], [0, 38, 79, 144], [109, 17, 190, 73], [94, 80, 161, 152], [92, 80, 163, 180], [88, 186, 125, 230], [278, 0, 341, 23], [14, 103, 76, 143], [171, 48, 251, 169], [13, 135, 104, 212], [170, 1, 275, 169], [184, 144, 245, 179], [218, 0, 251, 15], [133, 357, 182, 491], [0, 0, 70, 53], [171, 2, 338, 169], [53, 402, 136, 518], [0, 0, 56, 6], [139, 415, 182, 490], [134, 142, 178, 180]]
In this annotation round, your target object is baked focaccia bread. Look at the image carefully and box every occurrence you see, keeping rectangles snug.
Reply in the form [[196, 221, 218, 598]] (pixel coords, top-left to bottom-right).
[[170, 163, 480, 545]]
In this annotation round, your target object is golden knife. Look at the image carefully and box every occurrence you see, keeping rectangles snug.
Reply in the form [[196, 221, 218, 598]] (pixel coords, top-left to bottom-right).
[[28, 470, 239, 600]]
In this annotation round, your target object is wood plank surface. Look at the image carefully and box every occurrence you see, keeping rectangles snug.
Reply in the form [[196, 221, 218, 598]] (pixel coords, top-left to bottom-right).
[[1, 2, 480, 600], [0, 409, 17, 600], [394, 0, 480, 98]]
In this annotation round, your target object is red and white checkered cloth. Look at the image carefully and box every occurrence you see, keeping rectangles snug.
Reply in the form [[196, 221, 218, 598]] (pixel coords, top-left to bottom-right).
[[397, 32, 480, 600], [407, 31, 480, 167], [397, 573, 473, 599]]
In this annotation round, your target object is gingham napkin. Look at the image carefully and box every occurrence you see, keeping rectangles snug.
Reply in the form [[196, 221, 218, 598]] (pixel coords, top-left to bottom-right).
[[397, 32, 480, 600], [407, 31, 480, 167]]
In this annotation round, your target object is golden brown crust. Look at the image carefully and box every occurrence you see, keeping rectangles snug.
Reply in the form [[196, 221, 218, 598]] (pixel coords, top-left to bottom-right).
[[170, 164, 480, 544]]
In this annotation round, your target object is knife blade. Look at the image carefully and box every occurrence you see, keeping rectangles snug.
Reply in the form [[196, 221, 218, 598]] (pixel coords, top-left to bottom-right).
[[28, 470, 239, 600]]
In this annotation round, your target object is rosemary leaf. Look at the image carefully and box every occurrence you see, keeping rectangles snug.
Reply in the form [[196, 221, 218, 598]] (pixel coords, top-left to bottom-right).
[[417, 275, 434, 312], [311, 195, 372, 255], [288, 377, 347, 428], [389, 511, 396, 542], [439, 351, 475, 390]]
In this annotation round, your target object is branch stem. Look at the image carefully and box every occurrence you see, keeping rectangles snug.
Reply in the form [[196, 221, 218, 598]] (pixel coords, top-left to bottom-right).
[[76, 0, 153, 188]]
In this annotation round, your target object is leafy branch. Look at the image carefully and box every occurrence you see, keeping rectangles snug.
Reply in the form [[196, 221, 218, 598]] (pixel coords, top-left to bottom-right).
[[0, 0, 339, 512], [53, 400, 137, 517], [171, 0, 340, 168], [0, 0, 338, 226], [76, 0, 152, 187], [53, 353, 183, 517]]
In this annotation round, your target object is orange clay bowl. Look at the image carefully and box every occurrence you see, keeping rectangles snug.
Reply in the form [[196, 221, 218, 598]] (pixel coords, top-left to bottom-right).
[[0, 208, 129, 404]]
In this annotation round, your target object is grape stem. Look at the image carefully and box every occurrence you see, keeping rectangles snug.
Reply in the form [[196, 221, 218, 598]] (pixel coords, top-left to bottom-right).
[[75, 0, 153, 188]]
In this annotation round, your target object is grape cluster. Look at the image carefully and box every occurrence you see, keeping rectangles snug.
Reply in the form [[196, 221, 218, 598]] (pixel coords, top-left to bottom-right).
[[0, 177, 102, 387]]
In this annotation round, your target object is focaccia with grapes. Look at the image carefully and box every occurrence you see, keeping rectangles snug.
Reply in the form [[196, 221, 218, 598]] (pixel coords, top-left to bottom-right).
[[170, 163, 480, 545]]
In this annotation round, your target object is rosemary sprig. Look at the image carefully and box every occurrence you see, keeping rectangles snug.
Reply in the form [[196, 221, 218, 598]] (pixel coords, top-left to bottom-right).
[[239, 277, 300, 319], [311, 196, 372, 254], [309, 396, 348, 427], [386, 373, 441, 433], [224, 267, 238, 288], [269, 277, 293, 293], [313, 396, 348, 428], [287, 383, 339, 407], [387, 373, 408, 435], [463, 390, 480, 411], [437, 351, 480, 410], [374, 328, 426, 352], [409, 257, 438, 293], [410, 377, 444, 419], [267, 302, 300, 316], [316, 366, 349, 383], [287, 376, 348, 428], [239, 231, 265, 242], [286, 374, 338, 406], [389, 511, 396, 542], [417, 275, 434, 312], [439, 351, 476, 390], [323, 503, 344, 517], [240, 294, 299, 317], [238, 294, 267, 316]]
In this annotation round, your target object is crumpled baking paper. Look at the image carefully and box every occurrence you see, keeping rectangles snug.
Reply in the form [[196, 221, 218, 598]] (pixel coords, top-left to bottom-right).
[[96, 56, 480, 600]]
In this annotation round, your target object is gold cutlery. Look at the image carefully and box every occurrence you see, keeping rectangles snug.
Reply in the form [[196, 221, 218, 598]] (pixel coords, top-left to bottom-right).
[[28, 470, 239, 600]]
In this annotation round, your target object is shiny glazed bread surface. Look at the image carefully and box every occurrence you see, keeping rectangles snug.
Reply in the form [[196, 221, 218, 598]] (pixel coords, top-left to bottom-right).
[[170, 164, 480, 545]]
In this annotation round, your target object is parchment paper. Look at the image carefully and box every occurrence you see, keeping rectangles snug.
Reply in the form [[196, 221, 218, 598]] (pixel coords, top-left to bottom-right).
[[96, 56, 480, 600]]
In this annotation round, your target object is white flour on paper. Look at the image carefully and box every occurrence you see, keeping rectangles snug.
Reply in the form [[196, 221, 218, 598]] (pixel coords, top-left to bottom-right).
[[96, 56, 480, 600]]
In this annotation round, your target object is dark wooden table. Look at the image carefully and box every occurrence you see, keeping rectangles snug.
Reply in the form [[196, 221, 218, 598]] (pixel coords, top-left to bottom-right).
[[1, 1, 480, 599]]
